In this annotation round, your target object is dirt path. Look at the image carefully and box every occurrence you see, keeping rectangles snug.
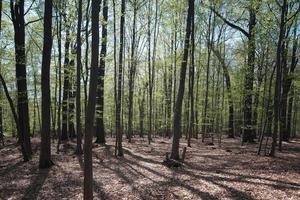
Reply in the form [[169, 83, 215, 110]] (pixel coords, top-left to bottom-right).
[[1, 137, 299, 199]]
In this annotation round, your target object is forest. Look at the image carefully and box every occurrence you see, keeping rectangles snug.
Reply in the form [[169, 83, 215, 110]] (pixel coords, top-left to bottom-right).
[[0, 0, 300, 199]]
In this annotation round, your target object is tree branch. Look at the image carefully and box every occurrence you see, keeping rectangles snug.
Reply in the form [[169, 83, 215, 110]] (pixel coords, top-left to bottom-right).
[[210, 7, 249, 38], [24, 0, 36, 16], [25, 17, 43, 26]]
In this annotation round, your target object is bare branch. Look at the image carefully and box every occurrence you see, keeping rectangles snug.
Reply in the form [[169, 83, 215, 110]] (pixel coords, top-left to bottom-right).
[[210, 7, 249, 37], [25, 17, 43, 26], [24, 0, 36, 16]]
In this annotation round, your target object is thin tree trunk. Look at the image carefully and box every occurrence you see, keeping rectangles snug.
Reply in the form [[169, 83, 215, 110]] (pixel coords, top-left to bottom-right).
[[211, 45, 234, 138], [61, 20, 71, 141], [281, 21, 298, 142], [39, 0, 54, 168], [95, 0, 108, 144], [187, 6, 195, 147], [127, 0, 138, 143], [270, 0, 287, 156], [84, 0, 101, 199], [84, 0, 91, 116], [147, 0, 153, 144], [0, 73, 26, 159], [115, 0, 125, 157], [10, 0, 32, 161], [75, 0, 83, 154], [0, 0, 3, 144], [68, 59, 76, 139], [56, 8, 62, 152], [170, 0, 194, 160]]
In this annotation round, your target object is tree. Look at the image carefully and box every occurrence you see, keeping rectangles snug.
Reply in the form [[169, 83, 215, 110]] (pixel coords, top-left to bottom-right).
[[75, 0, 83, 154], [115, 0, 126, 156], [84, 0, 101, 198], [61, 13, 71, 141], [211, 45, 234, 138], [10, 0, 32, 161], [127, 0, 138, 143], [212, 0, 258, 143], [95, 0, 108, 144], [270, 0, 288, 156], [187, 0, 195, 147], [0, 0, 3, 145], [56, 3, 63, 152], [39, 0, 54, 168], [170, 0, 194, 160], [280, 17, 299, 142]]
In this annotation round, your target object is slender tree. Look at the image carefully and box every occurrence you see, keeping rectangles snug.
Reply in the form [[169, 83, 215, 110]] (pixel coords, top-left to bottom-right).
[[95, 0, 108, 144], [212, 0, 258, 143], [0, 0, 3, 144], [10, 0, 32, 161], [115, 0, 126, 156], [170, 0, 194, 160], [39, 0, 54, 168], [75, 0, 83, 154], [270, 0, 288, 156], [127, 0, 138, 143], [84, 0, 101, 198], [187, 3, 195, 147], [61, 17, 71, 141], [56, 6, 63, 152]]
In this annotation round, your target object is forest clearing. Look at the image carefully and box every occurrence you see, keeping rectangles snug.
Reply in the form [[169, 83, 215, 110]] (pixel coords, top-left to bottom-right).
[[1, 137, 300, 200]]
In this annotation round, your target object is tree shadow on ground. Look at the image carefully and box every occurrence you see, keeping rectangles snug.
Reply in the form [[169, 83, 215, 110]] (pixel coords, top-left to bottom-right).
[[22, 167, 51, 200], [76, 155, 111, 200]]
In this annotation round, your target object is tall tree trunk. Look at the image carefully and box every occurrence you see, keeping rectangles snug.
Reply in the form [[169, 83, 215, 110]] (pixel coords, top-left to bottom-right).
[[84, 0, 91, 116], [61, 23, 71, 141], [147, 0, 153, 144], [187, 6, 195, 147], [281, 21, 298, 142], [10, 0, 32, 161], [112, 0, 117, 143], [0, 0, 3, 144], [170, 0, 194, 160], [68, 59, 76, 139], [84, 0, 101, 199], [202, 8, 213, 142], [211, 1, 257, 143], [95, 0, 108, 144], [75, 0, 83, 154], [243, 1, 256, 143], [115, 0, 125, 156], [56, 8, 63, 152], [211, 45, 234, 138], [39, 0, 54, 168], [127, 0, 137, 143], [270, 0, 287, 156]]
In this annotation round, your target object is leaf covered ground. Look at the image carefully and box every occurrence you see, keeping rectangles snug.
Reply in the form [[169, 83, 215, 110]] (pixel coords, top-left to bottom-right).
[[0, 136, 300, 200]]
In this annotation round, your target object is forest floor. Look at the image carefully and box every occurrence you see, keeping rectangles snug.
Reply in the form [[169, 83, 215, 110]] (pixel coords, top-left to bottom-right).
[[0, 136, 300, 200]]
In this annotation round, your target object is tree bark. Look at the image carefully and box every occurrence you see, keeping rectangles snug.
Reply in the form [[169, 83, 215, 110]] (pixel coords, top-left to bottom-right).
[[95, 0, 108, 144], [211, 45, 234, 138], [187, 5, 195, 147], [127, 0, 138, 143], [10, 0, 32, 161], [61, 21, 71, 141], [270, 0, 287, 156], [75, 0, 83, 154], [170, 0, 194, 160], [84, 0, 101, 199], [115, 0, 125, 156], [39, 0, 54, 168]]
